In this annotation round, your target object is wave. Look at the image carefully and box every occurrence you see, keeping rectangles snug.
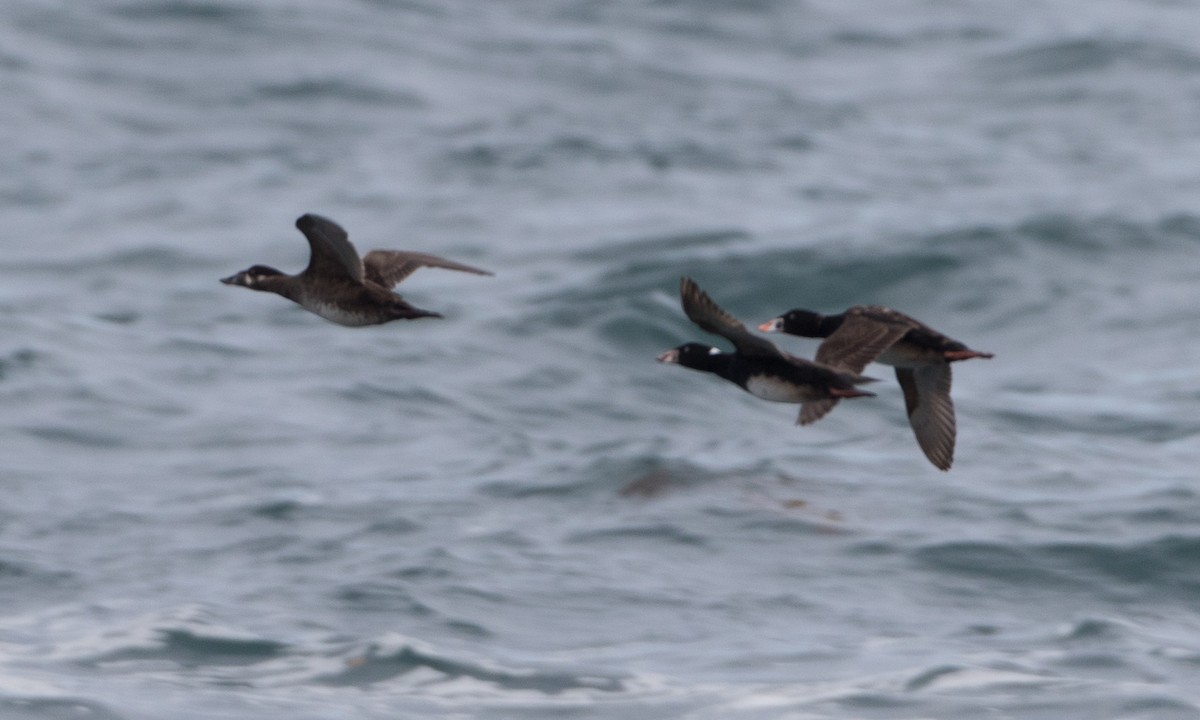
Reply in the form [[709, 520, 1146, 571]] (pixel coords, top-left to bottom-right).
[[317, 639, 625, 693], [88, 628, 287, 669], [983, 38, 1200, 78], [0, 696, 128, 720], [528, 211, 1200, 343], [913, 535, 1200, 602]]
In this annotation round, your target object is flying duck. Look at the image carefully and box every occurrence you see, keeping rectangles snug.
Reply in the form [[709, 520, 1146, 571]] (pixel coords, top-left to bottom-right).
[[221, 213, 492, 326], [657, 277, 876, 425], [759, 306, 993, 470]]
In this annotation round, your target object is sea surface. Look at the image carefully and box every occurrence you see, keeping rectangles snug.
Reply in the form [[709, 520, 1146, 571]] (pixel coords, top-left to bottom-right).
[[3, 1, 1200, 718]]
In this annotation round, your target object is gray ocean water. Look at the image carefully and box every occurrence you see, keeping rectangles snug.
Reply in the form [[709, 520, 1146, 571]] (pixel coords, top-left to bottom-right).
[[4, 1, 1200, 718]]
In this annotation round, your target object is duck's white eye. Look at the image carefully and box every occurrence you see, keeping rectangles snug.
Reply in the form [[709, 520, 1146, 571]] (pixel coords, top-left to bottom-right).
[[708, 347, 721, 355]]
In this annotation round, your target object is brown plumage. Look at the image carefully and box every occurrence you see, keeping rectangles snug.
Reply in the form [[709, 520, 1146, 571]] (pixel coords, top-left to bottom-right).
[[221, 213, 492, 326]]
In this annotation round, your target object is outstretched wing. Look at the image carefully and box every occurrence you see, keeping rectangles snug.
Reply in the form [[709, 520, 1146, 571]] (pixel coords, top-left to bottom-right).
[[815, 312, 911, 374], [895, 365, 956, 471], [679, 277, 786, 359], [295, 214, 365, 283], [362, 250, 493, 289], [797, 399, 839, 426]]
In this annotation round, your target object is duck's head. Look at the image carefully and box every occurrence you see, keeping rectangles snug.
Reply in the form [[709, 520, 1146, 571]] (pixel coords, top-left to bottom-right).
[[220, 265, 285, 290], [656, 342, 726, 369], [758, 309, 823, 337]]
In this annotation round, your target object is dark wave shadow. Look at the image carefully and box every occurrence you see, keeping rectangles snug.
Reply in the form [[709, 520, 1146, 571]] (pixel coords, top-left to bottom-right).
[[319, 643, 624, 693], [913, 535, 1200, 601], [85, 628, 287, 669], [0, 697, 128, 720], [982, 38, 1200, 79]]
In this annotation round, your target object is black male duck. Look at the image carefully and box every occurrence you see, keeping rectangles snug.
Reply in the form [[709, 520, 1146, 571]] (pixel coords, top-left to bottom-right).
[[657, 277, 876, 425], [221, 213, 492, 326], [759, 306, 993, 470]]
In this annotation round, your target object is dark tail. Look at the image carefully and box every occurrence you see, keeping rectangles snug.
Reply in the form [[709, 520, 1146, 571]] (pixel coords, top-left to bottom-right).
[[829, 387, 875, 399], [398, 304, 443, 320]]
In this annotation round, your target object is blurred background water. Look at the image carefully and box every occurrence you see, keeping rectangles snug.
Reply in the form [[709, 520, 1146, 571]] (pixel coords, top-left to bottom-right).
[[3, 1, 1200, 718]]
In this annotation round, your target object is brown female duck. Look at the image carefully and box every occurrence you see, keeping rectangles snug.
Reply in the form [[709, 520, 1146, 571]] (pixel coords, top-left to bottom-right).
[[221, 213, 492, 326]]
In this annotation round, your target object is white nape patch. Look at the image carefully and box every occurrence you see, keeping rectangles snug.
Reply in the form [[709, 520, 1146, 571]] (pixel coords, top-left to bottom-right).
[[746, 375, 813, 403], [708, 347, 721, 355]]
